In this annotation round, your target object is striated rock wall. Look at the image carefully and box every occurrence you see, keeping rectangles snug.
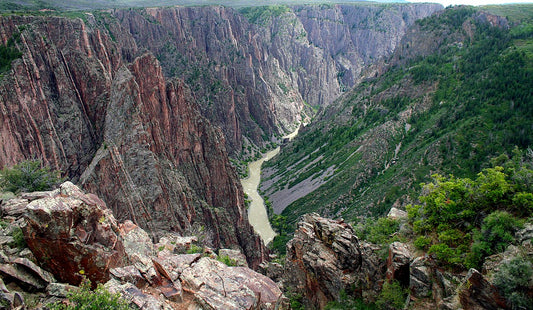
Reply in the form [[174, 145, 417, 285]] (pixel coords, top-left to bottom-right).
[[0, 15, 266, 268], [110, 4, 442, 154]]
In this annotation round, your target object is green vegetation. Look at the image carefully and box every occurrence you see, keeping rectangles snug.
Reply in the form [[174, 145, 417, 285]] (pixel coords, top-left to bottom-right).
[[10, 226, 27, 249], [263, 6, 533, 241], [492, 256, 533, 310], [0, 160, 63, 194], [49, 279, 131, 310], [375, 280, 407, 310], [0, 34, 22, 75], [217, 255, 238, 266], [186, 244, 204, 254], [407, 152, 531, 269], [354, 217, 403, 258], [239, 5, 290, 25], [325, 290, 376, 310]]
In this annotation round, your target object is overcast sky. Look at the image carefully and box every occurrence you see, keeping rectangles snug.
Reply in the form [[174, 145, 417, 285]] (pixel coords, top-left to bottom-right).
[[408, 0, 533, 6]]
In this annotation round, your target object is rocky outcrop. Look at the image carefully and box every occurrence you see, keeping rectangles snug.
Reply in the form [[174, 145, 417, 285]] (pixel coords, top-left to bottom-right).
[[1, 185, 284, 309], [283, 213, 385, 309], [22, 182, 126, 286], [458, 269, 507, 310], [386, 242, 411, 287], [0, 14, 266, 267]]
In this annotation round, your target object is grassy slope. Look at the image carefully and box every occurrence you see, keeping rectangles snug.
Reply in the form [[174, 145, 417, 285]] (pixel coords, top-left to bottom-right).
[[263, 5, 533, 228]]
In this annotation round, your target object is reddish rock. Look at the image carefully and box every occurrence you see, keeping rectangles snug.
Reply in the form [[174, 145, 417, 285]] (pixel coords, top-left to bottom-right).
[[22, 182, 126, 286], [181, 257, 284, 310], [0, 14, 267, 268], [459, 269, 507, 310], [284, 213, 385, 309], [386, 242, 412, 286]]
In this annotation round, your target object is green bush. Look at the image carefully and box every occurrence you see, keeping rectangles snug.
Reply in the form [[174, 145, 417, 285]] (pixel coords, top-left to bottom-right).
[[492, 256, 533, 310], [10, 226, 26, 249], [217, 255, 238, 267], [0, 160, 62, 193], [49, 279, 131, 310], [0, 40, 22, 74], [325, 290, 376, 310], [186, 244, 204, 254], [375, 280, 407, 310], [407, 156, 533, 268], [414, 236, 431, 250]]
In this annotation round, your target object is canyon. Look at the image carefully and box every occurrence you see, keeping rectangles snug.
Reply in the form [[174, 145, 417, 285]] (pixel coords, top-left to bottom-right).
[[1, 3, 532, 309], [0, 3, 441, 266]]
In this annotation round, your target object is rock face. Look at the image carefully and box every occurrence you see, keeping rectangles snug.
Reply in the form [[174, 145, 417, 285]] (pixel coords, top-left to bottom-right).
[[0, 14, 266, 267], [283, 213, 385, 309], [23, 182, 126, 286], [386, 242, 411, 287], [458, 269, 507, 310], [111, 4, 442, 154]]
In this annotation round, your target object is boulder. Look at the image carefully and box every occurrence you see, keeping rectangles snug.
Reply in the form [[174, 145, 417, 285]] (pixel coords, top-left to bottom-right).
[[22, 182, 126, 286], [0, 257, 55, 291], [387, 207, 408, 220], [182, 257, 284, 310], [110, 266, 146, 288], [458, 269, 507, 310], [46, 283, 78, 298], [119, 220, 158, 284], [259, 261, 284, 283], [154, 251, 202, 282], [0, 199, 28, 218], [283, 213, 385, 308], [105, 279, 171, 310]]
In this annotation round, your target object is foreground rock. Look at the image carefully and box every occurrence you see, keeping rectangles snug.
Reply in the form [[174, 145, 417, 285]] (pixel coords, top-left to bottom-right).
[[0, 184, 284, 309], [283, 213, 385, 309], [23, 182, 126, 286]]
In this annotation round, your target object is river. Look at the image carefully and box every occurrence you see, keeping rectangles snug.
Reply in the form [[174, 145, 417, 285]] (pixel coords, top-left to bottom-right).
[[241, 128, 299, 245]]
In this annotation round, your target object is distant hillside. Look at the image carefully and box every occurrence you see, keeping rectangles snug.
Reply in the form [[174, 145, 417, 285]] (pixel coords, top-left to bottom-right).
[[262, 5, 533, 228], [0, 0, 405, 11]]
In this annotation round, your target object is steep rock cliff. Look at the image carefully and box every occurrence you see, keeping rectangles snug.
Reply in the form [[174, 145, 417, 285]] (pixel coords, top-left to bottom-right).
[[108, 4, 441, 155], [0, 15, 266, 267]]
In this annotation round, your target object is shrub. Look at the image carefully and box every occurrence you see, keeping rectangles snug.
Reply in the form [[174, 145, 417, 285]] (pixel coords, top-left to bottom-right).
[[325, 290, 376, 310], [375, 280, 407, 310], [186, 244, 203, 254], [10, 226, 26, 249], [479, 211, 522, 253], [0, 160, 62, 193], [492, 256, 533, 310], [414, 236, 431, 250], [217, 255, 238, 267], [48, 279, 131, 310]]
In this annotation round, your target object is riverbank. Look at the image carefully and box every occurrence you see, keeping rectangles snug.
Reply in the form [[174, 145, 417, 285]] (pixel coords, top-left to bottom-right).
[[241, 128, 299, 245]]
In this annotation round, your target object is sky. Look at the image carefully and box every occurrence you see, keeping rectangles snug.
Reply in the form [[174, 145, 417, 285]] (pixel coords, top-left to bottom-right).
[[408, 0, 533, 6]]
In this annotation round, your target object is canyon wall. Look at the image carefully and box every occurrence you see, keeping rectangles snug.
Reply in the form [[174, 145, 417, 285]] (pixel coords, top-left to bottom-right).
[[109, 4, 442, 154], [0, 14, 266, 267]]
